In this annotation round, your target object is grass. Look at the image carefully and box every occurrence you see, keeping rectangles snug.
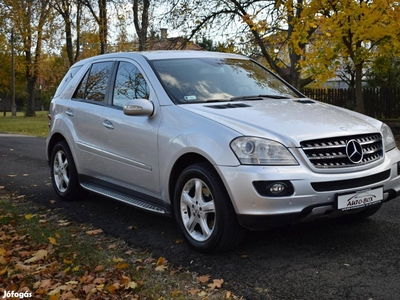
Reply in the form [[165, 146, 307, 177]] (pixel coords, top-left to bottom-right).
[[0, 111, 49, 137]]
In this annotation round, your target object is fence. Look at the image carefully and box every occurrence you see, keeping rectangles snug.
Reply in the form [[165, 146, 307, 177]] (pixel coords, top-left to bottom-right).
[[302, 88, 400, 119]]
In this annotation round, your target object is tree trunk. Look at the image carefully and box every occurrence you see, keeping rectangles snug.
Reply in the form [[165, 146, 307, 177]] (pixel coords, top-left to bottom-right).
[[25, 76, 36, 117], [133, 0, 150, 51], [355, 63, 364, 114], [99, 0, 107, 54]]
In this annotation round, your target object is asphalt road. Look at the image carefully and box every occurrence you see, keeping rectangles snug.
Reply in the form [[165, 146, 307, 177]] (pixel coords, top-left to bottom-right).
[[1, 134, 400, 300]]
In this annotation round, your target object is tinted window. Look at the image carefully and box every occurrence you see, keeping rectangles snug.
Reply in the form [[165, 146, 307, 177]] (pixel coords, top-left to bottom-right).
[[73, 61, 113, 102], [54, 65, 82, 98], [113, 62, 150, 107]]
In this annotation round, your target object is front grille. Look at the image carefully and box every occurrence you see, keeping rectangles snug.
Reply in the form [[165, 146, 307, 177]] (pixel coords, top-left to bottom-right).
[[311, 169, 390, 192], [300, 133, 383, 169]]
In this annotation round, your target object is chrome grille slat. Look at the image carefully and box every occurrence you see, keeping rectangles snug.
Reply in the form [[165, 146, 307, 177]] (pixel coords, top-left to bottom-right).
[[300, 133, 383, 168]]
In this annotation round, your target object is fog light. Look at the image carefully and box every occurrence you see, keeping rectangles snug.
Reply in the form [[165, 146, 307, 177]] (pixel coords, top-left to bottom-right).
[[253, 180, 294, 197], [270, 183, 287, 195]]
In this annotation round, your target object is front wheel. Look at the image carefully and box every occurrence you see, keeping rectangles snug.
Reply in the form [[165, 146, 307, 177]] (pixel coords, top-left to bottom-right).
[[50, 141, 86, 201], [174, 162, 245, 253]]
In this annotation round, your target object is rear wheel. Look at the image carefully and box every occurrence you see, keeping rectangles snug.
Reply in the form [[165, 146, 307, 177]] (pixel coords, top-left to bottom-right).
[[174, 162, 245, 253], [50, 141, 86, 201]]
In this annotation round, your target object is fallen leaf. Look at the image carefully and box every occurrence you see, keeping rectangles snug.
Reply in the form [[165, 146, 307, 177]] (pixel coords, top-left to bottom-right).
[[49, 237, 57, 245], [25, 214, 34, 220], [156, 256, 166, 266], [63, 258, 73, 264], [86, 229, 103, 235], [198, 290, 207, 297], [115, 262, 129, 269], [25, 249, 47, 263], [113, 256, 124, 263], [188, 288, 201, 295], [197, 274, 210, 283], [0, 266, 8, 275], [208, 278, 224, 290], [155, 256, 167, 271]]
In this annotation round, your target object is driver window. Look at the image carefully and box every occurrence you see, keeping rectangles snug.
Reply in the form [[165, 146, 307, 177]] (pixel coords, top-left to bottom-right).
[[113, 62, 150, 107]]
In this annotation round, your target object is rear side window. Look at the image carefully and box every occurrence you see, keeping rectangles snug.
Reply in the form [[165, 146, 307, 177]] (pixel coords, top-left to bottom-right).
[[73, 61, 114, 102], [112, 62, 150, 107], [54, 65, 82, 98]]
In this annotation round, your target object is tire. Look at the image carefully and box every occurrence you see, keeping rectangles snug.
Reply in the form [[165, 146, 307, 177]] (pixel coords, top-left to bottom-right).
[[174, 162, 245, 253], [50, 141, 86, 201]]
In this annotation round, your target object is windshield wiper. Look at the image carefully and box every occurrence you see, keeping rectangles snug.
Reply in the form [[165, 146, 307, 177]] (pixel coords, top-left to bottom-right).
[[230, 94, 289, 101]]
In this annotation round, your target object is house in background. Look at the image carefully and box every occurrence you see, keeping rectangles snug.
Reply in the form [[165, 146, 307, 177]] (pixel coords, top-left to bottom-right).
[[148, 28, 204, 51]]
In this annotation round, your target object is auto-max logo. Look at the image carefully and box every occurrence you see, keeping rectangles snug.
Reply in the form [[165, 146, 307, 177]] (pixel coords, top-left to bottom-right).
[[346, 191, 377, 207], [346, 139, 363, 163]]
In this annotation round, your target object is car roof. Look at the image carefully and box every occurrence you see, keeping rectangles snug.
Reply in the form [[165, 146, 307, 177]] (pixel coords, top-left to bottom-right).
[[73, 50, 248, 66]]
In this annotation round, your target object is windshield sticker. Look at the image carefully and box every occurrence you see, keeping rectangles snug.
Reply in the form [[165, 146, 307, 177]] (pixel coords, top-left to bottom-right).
[[184, 95, 197, 101]]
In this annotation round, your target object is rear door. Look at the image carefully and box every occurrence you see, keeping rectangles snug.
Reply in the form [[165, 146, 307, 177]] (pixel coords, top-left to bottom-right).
[[70, 60, 115, 176], [100, 60, 162, 198]]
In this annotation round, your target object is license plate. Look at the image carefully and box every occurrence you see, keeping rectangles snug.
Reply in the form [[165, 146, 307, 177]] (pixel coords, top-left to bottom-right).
[[337, 187, 383, 211]]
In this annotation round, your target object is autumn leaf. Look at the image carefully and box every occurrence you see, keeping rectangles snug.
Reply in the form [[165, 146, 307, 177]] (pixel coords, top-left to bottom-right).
[[113, 256, 124, 263], [197, 274, 210, 283], [48, 236, 57, 245], [25, 249, 47, 263], [86, 229, 103, 235], [115, 262, 129, 269], [25, 214, 34, 220], [107, 282, 120, 293], [63, 258, 73, 264], [155, 256, 168, 271], [0, 256, 7, 264], [198, 290, 208, 297], [57, 220, 71, 226], [188, 288, 201, 295], [208, 279, 224, 290]]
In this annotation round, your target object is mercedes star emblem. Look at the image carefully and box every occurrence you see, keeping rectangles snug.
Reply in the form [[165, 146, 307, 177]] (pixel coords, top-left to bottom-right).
[[346, 139, 363, 163]]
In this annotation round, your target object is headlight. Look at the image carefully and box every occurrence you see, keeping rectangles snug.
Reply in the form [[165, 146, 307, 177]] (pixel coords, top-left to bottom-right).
[[381, 123, 396, 152], [230, 137, 298, 165]]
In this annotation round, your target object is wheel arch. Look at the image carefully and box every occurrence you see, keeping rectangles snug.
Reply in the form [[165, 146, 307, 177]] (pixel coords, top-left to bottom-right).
[[47, 133, 68, 163], [168, 153, 214, 215]]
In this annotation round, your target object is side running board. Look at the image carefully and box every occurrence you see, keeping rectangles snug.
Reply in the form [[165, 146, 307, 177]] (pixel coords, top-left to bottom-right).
[[81, 182, 166, 214]]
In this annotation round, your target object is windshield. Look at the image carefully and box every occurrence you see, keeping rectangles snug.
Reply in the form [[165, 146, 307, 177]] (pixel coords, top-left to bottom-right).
[[150, 57, 302, 104]]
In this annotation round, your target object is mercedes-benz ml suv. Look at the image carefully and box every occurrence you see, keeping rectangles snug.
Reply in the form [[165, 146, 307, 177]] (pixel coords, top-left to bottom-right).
[[46, 51, 400, 252]]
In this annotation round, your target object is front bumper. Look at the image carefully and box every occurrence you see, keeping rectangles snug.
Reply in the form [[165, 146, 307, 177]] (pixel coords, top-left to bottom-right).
[[218, 148, 400, 230]]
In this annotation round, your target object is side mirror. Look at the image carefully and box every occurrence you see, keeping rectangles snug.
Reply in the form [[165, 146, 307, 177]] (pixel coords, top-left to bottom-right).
[[123, 99, 154, 116]]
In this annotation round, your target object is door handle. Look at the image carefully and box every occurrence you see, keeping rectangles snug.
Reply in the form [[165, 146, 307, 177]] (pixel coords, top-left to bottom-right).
[[103, 119, 114, 130], [66, 108, 74, 117]]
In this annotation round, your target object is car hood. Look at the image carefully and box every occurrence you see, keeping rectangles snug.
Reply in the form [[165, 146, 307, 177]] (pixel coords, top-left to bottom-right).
[[179, 99, 382, 147]]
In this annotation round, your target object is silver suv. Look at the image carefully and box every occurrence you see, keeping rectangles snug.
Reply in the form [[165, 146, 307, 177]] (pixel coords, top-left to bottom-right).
[[46, 51, 400, 252]]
